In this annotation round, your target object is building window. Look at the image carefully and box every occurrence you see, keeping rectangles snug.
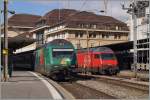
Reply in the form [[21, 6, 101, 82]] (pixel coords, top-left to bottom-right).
[[75, 34, 78, 38], [116, 26, 119, 30], [89, 34, 92, 38], [62, 33, 65, 38], [102, 34, 105, 38], [101, 34, 109, 39], [89, 33, 96, 38], [118, 35, 121, 39], [93, 24, 97, 29], [90, 24, 97, 29], [77, 43, 81, 49], [75, 33, 83, 38], [114, 34, 121, 39], [106, 34, 109, 38], [80, 33, 83, 38], [93, 34, 96, 38], [107, 26, 110, 30], [86, 24, 89, 28], [37, 32, 44, 44], [119, 27, 122, 30], [78, 24, 84, 28], [114, 35, 117, 39]]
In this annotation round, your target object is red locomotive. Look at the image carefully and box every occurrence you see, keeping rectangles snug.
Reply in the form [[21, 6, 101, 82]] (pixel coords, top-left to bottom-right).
[[76, 47, 119, 75]]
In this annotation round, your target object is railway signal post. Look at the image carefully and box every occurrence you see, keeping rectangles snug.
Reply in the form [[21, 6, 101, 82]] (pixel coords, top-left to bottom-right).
[[122, 0, 150, 77], [122, 0, 138, 78], [132, 0, 138, 78]]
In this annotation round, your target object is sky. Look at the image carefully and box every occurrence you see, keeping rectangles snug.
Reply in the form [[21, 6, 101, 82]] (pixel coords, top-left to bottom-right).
[[0, 0, 132, 23]]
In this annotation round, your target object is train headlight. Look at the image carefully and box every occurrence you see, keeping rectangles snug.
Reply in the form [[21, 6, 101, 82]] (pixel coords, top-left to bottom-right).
[[54, 66, 59, 68], [71, 65, 75, 68], [61, 58, 71, 65]]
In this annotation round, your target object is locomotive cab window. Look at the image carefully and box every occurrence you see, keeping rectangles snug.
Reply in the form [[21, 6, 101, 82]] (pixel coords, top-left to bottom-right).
[[101, 53, 115, 60], [52, 49, 74, 58], [94, 54, 100, 59]]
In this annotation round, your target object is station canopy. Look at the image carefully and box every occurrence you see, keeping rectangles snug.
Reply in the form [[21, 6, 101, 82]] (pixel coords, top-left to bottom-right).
[[101, 41, 133, 51], [100, 38, 148, 51], [1, 33, 36, 50]]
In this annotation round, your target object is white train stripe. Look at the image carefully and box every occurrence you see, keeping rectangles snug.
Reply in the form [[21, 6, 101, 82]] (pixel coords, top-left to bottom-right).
[[29, 71, 63, 100]]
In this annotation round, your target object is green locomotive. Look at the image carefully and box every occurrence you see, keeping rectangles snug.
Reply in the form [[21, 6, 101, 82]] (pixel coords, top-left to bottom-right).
[[35, 39, 76, 80]]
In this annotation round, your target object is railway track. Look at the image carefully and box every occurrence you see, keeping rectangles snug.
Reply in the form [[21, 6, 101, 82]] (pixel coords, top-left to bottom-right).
[[38, 73, 116, 99], [58, 81, 116, 99], [39, 73, 149, 99], [80, 74, 149, 92], [75, 74, 149, 99]]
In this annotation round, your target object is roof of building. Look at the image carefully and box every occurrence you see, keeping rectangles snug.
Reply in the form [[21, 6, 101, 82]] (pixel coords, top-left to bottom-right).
[[8, 14, 41, 27], [36, 9, 128, 30], [37, 9, 79, 26]]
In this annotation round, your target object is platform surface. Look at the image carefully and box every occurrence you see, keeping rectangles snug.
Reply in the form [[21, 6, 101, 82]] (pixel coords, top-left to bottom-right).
[[1, 71, 62, 99]]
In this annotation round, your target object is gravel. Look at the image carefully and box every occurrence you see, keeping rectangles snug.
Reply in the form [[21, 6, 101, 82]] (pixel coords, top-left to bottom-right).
[[77, 80, 149, 99], [59, 82, 116, 99]]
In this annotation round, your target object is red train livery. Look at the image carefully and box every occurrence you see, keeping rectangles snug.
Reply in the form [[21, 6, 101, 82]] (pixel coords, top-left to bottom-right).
[[76, 47, 119, 75]]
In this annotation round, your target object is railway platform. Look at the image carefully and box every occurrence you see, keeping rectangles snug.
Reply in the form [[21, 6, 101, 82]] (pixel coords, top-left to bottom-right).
[[1, 71, 64, 99], [117, 70, 149, 81]]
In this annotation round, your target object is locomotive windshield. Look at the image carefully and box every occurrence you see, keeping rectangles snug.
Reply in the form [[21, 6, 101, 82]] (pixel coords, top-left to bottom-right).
[[101, 53, 116, 60], [52, 49, 74, 58]]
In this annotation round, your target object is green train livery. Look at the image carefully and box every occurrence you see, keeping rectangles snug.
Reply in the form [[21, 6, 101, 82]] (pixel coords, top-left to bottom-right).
[[35, 39, 76, 80]]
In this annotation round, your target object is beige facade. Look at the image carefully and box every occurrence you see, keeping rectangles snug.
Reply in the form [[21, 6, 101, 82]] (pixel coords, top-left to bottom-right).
[[45, 27, 129, 49]]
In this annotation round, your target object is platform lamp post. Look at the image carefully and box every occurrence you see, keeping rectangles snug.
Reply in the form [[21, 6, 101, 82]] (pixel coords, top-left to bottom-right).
[[86, 30, 90, 74], [3, 0, 9, 82], [3, 0, 15, 81]]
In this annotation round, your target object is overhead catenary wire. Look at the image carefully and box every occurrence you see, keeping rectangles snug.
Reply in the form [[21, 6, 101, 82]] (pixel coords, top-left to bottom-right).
[[80, 0, 87, 11], [104, 0, 108, 15], [58, 0, 61, 22]]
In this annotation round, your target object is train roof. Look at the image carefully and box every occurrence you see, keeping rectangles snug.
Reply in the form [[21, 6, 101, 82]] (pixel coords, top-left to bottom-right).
[[36, 39, 74, 50], [47, 39, 73, 46], [78, 47, 113, 53]]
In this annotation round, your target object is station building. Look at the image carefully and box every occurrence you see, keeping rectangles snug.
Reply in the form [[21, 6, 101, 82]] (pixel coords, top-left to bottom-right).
[[1, 14, 41, 52], [30, 9, 129, 49], [1, 14, 41, 69], [1, 14, 41, 53], [1, 14, 41, 38]]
